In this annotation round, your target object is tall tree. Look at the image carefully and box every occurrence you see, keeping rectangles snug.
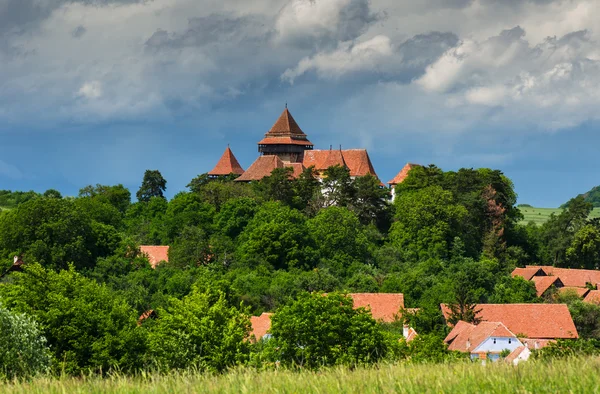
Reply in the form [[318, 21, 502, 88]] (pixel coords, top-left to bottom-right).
[[137, 170, 167, 202]]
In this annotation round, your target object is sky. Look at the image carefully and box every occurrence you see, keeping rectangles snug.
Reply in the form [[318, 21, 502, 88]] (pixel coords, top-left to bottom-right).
[[1, 0, 599, 207]]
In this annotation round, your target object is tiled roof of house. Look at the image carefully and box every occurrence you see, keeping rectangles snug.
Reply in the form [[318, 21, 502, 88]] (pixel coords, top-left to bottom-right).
[[387, 163, 421, 185], [532, 276, 563, 296], [260, 108, 313, 144], [505, 346, 528, 364], [525, 266, 600, 288], [250, 313, 273, 341], [512, 267, 547, 281], [208, 146, 245, 176], [584, 290, 600, 304], [139, 245, 169, 268], [521, 338, 553, 350], [235, 155, 285, 182], [440, 303, 578, 339], [558, 286, 590, 298], [404, 326, 418, 342], [444, 321, 516, 352], [349, 293, 404, 323], [321, 149, 347, 169], [137, 309, 157, 326], [302, 149, 378, 178]]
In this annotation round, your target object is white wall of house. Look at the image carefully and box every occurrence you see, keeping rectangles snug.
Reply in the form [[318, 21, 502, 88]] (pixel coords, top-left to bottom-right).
[[472, 337, 523, 355]]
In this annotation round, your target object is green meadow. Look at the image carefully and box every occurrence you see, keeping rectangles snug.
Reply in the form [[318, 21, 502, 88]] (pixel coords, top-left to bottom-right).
[[1, 357, 599, 394], [519, 206, 600, 225]]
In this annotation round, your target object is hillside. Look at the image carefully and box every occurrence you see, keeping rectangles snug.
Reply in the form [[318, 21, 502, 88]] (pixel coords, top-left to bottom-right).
[[519, 206, 600, 225], [560, 185, 600, 208]]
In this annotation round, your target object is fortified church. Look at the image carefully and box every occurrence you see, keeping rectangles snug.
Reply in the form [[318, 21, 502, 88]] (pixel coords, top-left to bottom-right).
[[207, 107, 417, 192]]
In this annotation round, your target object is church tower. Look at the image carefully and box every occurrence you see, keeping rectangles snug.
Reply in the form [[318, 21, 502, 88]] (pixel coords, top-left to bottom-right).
[[257, 107, 313, 163]]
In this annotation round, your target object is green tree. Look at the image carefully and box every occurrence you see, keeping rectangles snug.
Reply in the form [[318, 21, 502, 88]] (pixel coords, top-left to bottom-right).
[[389, 186, 468, 261], [168, 226, 211, 267], [215, 198, 259, 239], [268, 292, 392, 368], [321, 165, 355, 208], [351, 174, 391, 230], [236, 202, 316, 270], [254, 167, 295, 206], [79, 184, 131, 213], [43, 189, 62, 199], [0, 305, 51, 380], [0, 264, 146, 374], [137, 170, 167, 202], [489, 276, 538, 303], [566, 224, 600, 269], [293, 166, 321, 212], [147, 289, 251, 371], [161, 192, 215, 243]]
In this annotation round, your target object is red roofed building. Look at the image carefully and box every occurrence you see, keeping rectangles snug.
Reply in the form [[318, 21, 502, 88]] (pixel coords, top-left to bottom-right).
[[250, 312, 273, 341], [444, 321, 524, 362], [584, 290, 600, 304], [440, 303, 578, 339], [387, 163, 421, 201], [140, 245, 169, 268], [349, 293, 404, 323], [208, 146, 244, 177], [512, 266, 600, 299], [233, 107, 381, 183]]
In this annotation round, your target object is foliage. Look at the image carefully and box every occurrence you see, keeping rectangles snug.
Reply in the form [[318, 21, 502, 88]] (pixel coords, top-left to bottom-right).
[[267, 292, 392, 369], [146, 289, 251, 372], [0, 190, 40, 209], [137, 170, 167, 202], [0, 304, 51, 380], [0, 264, 146, 375]]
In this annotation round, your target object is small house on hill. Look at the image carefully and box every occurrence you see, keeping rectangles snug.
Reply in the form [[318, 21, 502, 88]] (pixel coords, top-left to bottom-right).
[[512, 266, 600, 299], [440, 303, 578, 339], [250, 312, 273, 342], [139, 245, 169, 268], [444, 321, 523, 362]]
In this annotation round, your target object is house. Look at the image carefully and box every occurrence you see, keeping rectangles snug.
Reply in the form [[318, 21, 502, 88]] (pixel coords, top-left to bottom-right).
[[250, 312, 273, 341], [512, 266, 600, 299], [349, 293, 404, 323], [387, 163, 421, 201], [444, 321, 523, 362], [139, 245, 170, 268], [440, 304, 578, 339], [249, 293, 416, 342]]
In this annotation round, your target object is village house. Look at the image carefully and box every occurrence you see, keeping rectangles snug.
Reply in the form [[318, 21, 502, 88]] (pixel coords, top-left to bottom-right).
[[444, 321, 524, 362], [440, 303, 578, 340], [387, 163, 421, 201], [250, 293, 417, 342], [512, 266, 600, 299], [139, 245, 169, 269]]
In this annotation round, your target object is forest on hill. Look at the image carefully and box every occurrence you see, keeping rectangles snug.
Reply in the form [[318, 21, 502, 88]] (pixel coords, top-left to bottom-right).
[[562, 185, 600, 208], [1, 164, 600, 379]]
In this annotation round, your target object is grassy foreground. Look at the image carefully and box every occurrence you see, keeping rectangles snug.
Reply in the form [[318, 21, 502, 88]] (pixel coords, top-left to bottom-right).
[[519, 206, 600, 225], [2, 357, 600, 394]]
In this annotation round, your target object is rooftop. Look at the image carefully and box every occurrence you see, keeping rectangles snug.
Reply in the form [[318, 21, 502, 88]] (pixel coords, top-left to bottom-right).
[[250, 312, 273, 341], [444, 321, 516, 352], [441, 303, 578, 339], [387, 163, 421, 185], [139, 245, 169, 268], [350, 293, 405, 323], [208, 146, 244, 176]]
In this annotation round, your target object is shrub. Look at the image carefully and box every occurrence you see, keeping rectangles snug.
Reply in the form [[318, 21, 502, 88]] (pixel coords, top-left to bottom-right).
[[0, 304, 51, 380], [267, 292, 392, 369]]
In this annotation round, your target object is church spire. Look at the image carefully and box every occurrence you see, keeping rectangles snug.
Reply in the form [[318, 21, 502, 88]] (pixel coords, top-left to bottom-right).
[[208, 146, 245, 176]]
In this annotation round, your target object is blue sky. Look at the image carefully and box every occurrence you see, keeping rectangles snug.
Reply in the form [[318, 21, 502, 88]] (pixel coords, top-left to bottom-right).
[[0, 0, 599, 207]]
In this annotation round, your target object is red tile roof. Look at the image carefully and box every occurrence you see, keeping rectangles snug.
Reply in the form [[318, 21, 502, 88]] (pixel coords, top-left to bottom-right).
[[250, 313, 273, 341], [321, 149, 347, 169], [440, 304, 578, 339], [584, 290, 600, 304], [404, 326, 418, 342], [235, 155, 285, 182], [444, 321, 516, 352], [532, 276, 563, 296], [521, 338, 553, 350], [261, 108, 313, 145], [558, 286, 590, 298], [505, 346, 527, 363], [387, 163, 421, 185], [137, 309, 157, 326], [302, 149, 378, 178], [349, 293, 404, 323], [525, 266, 600, 288], [208, 146, 244, 176], [139, 245, 169, 268], [512, 267, 547, 281]]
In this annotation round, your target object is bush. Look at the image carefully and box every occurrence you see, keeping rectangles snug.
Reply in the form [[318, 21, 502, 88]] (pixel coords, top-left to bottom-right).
[[0, 304, 51, 380], [146, 289, 251, 372], [267, 292, 393, 369]]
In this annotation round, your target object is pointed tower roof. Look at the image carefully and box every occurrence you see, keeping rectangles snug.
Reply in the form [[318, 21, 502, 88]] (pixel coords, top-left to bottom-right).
[[258, 108, 313, 146], [208, 146, 245, 176]]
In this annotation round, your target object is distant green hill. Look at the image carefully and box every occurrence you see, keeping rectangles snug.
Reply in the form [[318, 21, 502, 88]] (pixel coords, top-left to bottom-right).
[[560, 185, 600, 208], [518, 205, 600, 225]]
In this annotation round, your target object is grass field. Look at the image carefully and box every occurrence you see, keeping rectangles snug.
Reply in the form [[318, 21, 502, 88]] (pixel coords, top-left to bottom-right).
[[2, 357, 600, 394], [519, 206, 600, 225]]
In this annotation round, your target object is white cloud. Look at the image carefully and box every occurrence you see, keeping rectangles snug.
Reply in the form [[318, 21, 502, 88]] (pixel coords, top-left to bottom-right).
[[77, 81, 103, 99], [282, 35, 393, 82]]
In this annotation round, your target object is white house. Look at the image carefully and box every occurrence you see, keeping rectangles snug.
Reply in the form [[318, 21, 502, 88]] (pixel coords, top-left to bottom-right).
[[444, 321, 523, 362]]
